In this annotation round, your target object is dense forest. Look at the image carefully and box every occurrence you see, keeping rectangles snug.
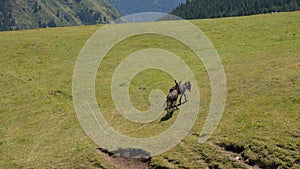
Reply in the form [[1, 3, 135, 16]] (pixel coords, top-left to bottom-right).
[[0, 0, 14, 31], [171, 0, 300, 19]]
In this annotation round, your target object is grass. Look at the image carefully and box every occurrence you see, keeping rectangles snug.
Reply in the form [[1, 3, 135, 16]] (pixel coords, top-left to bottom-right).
[[1, 11, 300, 168]]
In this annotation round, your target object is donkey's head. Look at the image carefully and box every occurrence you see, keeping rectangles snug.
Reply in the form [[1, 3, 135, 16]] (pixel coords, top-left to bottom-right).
[[185, 81, 192, 92]]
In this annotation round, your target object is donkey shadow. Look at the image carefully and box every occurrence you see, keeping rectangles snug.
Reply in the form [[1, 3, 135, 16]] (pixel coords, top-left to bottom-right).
[[160, 110, 174, 122], [160, 100, 189, 122], [160, 101, 187, 122]]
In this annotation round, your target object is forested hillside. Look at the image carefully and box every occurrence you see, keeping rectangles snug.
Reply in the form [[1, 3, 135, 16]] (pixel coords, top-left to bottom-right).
[[0, 0, 120, 31], [171, 0, 300, 19], [108, 0, 186, 15]]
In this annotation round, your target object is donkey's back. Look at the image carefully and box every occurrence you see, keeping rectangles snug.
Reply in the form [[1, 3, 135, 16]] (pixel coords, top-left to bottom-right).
[[167, 89, 179, 102]]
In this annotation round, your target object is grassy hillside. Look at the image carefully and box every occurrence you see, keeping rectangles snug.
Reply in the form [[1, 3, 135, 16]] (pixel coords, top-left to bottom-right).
[[0, 0, 120, 31], [1, 11, 299, 168]]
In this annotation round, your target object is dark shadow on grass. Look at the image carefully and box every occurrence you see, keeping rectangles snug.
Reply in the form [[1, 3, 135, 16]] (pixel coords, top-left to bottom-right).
[[112, 148, 151, 159], [96, 148, 152, 169], [161, 101, 188, 122], [160, 110, 174, 122]]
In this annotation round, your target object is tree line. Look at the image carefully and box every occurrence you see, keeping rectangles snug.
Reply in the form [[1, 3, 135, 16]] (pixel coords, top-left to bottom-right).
[[0, 0, 15, 31], [171, 0, 300, 19]]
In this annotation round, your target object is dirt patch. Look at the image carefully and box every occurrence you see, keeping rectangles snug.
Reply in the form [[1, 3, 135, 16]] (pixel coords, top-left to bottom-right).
[[210, 142, 260, 169], [217, 142, 245, 154], [96, 148, 151, 169], [241, 149, 281, 169]]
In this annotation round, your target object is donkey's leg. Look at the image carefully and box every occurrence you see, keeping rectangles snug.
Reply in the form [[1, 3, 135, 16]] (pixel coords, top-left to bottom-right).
[[179, 95, 183, 106], [164, 100, 168, 110], [166, 101, 170, 112], [174, 101, 179, 110]]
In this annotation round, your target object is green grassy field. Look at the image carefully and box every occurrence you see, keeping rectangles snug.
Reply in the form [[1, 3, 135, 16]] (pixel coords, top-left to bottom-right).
[[1, 11, 299, 168]]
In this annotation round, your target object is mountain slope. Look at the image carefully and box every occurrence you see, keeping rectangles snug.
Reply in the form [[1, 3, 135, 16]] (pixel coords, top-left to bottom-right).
[[171, 0, 300, 19], [108, 0, 186, 15], [0, 0, 120, 31]]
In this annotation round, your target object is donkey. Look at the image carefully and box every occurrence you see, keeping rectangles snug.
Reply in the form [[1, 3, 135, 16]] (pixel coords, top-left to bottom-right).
[[178, 81, 192, 105], [165, 80, 181, 112]]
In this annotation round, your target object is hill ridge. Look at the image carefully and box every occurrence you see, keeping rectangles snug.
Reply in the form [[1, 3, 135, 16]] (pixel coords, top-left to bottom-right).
[[0, 0, 120, 31], [108, 0, 186, 15]]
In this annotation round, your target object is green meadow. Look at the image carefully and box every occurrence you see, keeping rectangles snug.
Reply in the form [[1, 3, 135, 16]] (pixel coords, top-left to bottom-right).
[[1, 11, 299, 168]]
